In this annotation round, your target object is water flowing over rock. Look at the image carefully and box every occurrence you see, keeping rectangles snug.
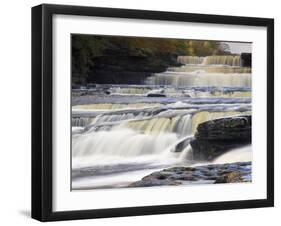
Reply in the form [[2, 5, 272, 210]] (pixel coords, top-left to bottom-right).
[[146, 72, 251, 87], [202, 55, 241, 66], [190, 115, 251, 160], [144, 55, 252, 88], [71, 50, 252, 189], [72, 117, 92, 127], [177, 55, 243, 66], [168, 65, 251, 74], [177, 56, 204, 64]]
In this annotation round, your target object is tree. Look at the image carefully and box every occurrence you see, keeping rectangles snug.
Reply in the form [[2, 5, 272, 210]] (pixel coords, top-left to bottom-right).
[[72, 35, 231, 84]]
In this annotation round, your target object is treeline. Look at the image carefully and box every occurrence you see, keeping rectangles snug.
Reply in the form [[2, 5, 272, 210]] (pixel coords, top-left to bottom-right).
[[72, 35, 230, 85]]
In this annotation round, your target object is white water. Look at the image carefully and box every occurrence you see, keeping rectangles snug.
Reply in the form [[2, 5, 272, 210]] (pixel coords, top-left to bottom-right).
[[146, 72, 251, 87], [72, 117, 91, 127], [178, 55, 241, 66], [73, 128, 178, 158], [177, 56, 204, 64], [213, 146, 252, 164], [146, 55, 251, 88], [203, 55, 241, 66], [169, 65, 251, 74], [72, 54, 252, 189]]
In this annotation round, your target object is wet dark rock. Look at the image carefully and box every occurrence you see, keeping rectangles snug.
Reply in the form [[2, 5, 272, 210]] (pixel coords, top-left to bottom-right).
[[195, 115, 251, 140], [173, 137, 192, 152], [72, 84, 82, 89], [147, 93, 166, 97], [129, 162, 251, 187], [241, 53, 252, 67], [190, 115, 251, 161], [215, 172, 247, 183]]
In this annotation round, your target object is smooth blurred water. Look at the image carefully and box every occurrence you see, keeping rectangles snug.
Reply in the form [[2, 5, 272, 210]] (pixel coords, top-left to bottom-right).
[[72, 61, 252, 189]]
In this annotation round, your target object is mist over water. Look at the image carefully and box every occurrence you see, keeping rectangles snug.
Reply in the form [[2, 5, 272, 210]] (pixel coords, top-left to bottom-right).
[[72, 55, 252, 190], [213, 146, 252, 164]]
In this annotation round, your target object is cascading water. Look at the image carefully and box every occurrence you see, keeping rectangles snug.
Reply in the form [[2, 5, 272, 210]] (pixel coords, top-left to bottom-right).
[[72, 53, 252, 189], [145, 55, 251, 88], [146, 72, 251, 87], [73, 129, 179, 157], [178, 55, 241, 66], [72, 117, 92, 127], [202, 55, 241, 66], [177, 56, 204, 64], [168, 65, 251, 73]]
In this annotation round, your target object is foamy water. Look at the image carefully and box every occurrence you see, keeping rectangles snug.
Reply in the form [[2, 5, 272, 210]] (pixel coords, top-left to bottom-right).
[[72, 58, 252, 189]]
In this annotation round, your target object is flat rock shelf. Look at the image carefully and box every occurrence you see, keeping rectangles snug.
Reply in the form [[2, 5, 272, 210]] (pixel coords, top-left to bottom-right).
[[130, 161, 252, 187]]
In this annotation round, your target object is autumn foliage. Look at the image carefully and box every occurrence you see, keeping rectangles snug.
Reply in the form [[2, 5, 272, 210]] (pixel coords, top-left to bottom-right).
[[72, 35, 230, 84]]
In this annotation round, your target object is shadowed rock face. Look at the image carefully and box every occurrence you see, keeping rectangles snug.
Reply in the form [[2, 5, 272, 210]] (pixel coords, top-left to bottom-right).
[[129, 162, 251, 187], [190, 115, 251, 161], [241, 53, 252, 67], [80, 53, 180, 85]]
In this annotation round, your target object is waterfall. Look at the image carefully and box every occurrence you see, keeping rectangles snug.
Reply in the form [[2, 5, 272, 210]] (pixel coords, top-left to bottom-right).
[[72, 117, 92, 127], [177, 56, 204, 64], [73, 128, 179, 157], [147, 54, 251, 88], [177, 55, 241, 66], [175, 114, 193, 137], [117, 114, 192, 137], [72, 51, 252, 189], [202, 55, 241, 66], [169, 65, 251, 73], [72, 109, 247, 160], [146, 72, 251, 87]]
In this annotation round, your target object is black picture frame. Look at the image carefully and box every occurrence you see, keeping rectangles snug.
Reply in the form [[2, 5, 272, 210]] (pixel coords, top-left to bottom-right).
[[32, 3, 274, 222]]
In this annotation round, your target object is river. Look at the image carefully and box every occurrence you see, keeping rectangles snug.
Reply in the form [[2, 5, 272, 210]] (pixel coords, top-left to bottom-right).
[[71, 55, 252, 190]]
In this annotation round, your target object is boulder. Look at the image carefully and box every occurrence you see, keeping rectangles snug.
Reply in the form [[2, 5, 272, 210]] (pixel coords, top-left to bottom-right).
[[173, 136, 192, 152], [215, 172, 244, 183], [190, 115, 251, 160]]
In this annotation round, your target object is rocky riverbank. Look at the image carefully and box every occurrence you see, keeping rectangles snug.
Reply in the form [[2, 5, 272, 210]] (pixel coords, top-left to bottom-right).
[[129, 161, 251, 187], [190, 115, 251, 161]]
